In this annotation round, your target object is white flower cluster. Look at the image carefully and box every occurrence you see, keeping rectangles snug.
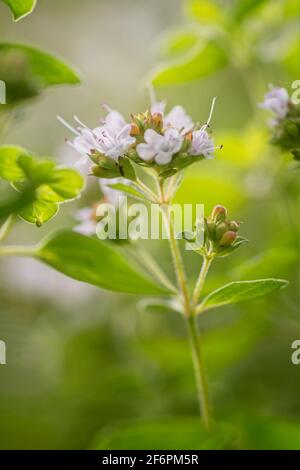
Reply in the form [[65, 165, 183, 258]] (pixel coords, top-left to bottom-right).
[[58, 98, 218, 169]]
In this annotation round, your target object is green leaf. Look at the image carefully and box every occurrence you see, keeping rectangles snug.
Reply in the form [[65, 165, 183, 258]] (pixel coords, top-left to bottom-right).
[[0, 145, 27, 181], [0, 43, 81, 105], [89, 418, 236, 450], [232, 0, 268, 23], [159, 30, 200, 59], [107, 182, 150, 202], [0, 145, 84, 225], [198, 279, 289, 313], [19, 199, 58, 226], [2, 0, 36, 21], [36, 230, 170, 295], [151, 41, 228, 86], [38, 168, 85, 203], [185, 0, 225, 25]]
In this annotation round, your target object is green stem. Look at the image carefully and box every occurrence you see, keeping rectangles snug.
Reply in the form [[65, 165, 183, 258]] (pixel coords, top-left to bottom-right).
[[192, 255, 214, 309], [158, 178, 190, 315], [0, 245, 36, 257], [0, 214, 16, 242], [186, 315, 213, 433], [155, 175, 213, 432]]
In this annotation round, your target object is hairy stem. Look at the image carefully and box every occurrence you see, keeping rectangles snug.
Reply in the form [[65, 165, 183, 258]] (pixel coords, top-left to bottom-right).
[[186, 315, 213, 433]]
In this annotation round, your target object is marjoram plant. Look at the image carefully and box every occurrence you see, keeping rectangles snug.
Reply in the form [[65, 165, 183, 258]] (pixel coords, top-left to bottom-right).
[[0, 91, 289, 434]]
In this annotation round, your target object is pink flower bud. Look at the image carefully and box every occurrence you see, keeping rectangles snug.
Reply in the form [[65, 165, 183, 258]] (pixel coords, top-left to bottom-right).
[[219, 230, 237, 247], [211, 205, 227, 223], [228, 221, 240, 232]]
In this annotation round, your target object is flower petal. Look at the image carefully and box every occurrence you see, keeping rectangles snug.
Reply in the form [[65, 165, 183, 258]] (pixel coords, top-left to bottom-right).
[[144, 128, 163, 146], [155, 151, 173, 165], [136, 143, 156, 161]]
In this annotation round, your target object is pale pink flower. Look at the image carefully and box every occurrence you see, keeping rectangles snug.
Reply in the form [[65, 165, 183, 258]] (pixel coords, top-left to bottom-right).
[[137, 128, 183, 165]]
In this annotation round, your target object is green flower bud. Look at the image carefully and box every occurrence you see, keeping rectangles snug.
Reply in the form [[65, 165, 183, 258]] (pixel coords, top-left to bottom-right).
[[228, 220, 240, 232], [211, 205, 227, 223], [91, 164, 121, 178], [215, 221, 228, 240], [219, 230, 237, 247], [206, 220, 216, 239]]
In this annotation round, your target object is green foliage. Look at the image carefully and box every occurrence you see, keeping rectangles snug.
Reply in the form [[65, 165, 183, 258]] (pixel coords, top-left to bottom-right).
[[151, 41, 228, 86], [107, 182, 150, 202], [0, 145, 84, 225], [36, 230, 170, 295], [2, 0, 36, 21], [90, 418, 236, 450], [0, 43, 81, 105], [198, 279, 289, 313], [150, 0, 299, 86]]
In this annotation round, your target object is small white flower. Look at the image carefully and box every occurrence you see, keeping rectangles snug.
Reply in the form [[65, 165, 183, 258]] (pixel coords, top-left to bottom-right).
[[58, 107, 135, 168], [259, 86, 289, 120], [137, 128, 183, 165], [74, 207, 98, 235], [151, 102, 193, 134], [189, 128, 216, 159], [164, 106, 193, 133]]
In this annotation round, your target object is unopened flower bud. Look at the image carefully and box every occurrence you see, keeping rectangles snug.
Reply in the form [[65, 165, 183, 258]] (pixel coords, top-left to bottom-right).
[[130, 123, 140, 136], [228, 220, 240, 232], [219, 230, 237, 247], [211, 205, 227, 223], [185, 131, 193, 142], [215, 222, 228, 240], [151, 112, 163, 128], [206, 220, 216, 239]]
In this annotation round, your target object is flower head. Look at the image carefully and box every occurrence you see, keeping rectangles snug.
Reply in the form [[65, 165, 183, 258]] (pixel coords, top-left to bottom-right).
[[136, 128, 183, 165], [259, 86, 289, 121], [58, 107, 136, 169]]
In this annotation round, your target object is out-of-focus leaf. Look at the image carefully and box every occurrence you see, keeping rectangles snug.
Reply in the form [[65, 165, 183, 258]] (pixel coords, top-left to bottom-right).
[[159, 30, 200, 59], [36, 230, 170, 295], [185, 0, 225, 25], [89, 418, 237, 450], [231, 0, 268, 23], [151, 41, 228, 86], [18, 199, 58, 226], [0, 145, 84, 225], [243, 418, 300, 450], [198, 279, 289, 313], [0, 145, 26, 181], [2, 0, 36, 21], [0, 43, 81, 105]]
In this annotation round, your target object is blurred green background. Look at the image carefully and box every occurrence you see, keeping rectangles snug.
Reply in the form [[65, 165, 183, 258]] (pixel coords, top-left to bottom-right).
[[0, 0, 299, 449]]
